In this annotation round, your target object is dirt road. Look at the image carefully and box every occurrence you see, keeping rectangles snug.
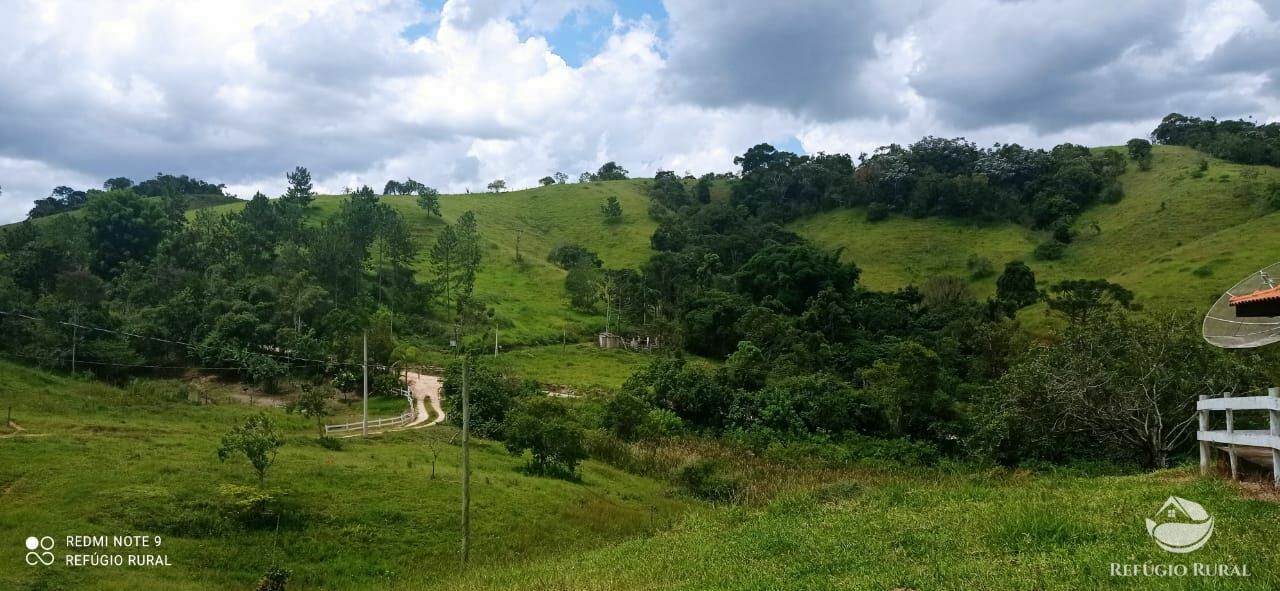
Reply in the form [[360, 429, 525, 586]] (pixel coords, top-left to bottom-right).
[[402, 371, 445, 428]]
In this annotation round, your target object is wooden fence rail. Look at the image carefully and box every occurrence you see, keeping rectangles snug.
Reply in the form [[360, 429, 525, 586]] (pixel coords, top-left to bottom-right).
[[1197, 387, 1280, 485], [324, 410, 414, 434]]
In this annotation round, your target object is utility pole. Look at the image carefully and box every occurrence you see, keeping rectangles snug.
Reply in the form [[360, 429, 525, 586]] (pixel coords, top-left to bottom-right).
[[461, 359, 470, 565], [362, 331, 369, 438], [70, 311, 78, 376]]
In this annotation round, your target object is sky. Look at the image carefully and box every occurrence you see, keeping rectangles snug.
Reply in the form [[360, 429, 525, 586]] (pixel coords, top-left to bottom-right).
[[0, 0, 1278, 223]]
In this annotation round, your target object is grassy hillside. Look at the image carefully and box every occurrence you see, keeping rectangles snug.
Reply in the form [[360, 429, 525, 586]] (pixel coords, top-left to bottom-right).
[[204, 181, 657, 348], [435, 467, 1280, 590], [0, 360, 689, 590], [793, 145, 1280, 313]]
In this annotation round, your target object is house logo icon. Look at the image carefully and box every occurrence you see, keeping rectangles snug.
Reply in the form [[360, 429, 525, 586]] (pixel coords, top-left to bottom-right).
[[1145, 497, 1214, 553]]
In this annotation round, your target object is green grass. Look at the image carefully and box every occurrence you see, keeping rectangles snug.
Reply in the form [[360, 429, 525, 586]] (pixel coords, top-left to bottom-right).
[[793, 145, 1280, 316], [433, 468, 1280, 590], [0, 360, 689, 590]]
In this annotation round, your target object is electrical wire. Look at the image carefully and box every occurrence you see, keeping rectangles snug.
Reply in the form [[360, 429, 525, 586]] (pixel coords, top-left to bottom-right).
[[0, 309, 389, 371]]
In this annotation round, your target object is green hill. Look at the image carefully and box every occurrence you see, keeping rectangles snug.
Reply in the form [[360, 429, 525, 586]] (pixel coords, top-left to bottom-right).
[[791, 145, 1280, 313], [202, 181, 656, 347], [0, 360, 688, 590]]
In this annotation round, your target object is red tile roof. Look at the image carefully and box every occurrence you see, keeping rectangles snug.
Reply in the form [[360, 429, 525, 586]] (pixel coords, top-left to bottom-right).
[[1230, 285, 1280, 306]]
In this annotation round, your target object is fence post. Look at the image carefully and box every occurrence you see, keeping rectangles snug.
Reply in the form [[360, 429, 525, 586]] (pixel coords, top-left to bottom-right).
[[1199, 395, 1210, 476], [1225, 391, 1238, 481], [1270, 387, 1280, 487]]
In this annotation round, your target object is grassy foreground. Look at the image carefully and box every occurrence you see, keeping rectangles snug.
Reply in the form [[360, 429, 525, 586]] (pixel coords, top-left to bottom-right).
[[0, 361, 688, 590], [434, 468, 1280, 590]]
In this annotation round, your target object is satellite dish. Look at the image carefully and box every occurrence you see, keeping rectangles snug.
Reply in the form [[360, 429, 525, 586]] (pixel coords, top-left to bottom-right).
[[1203, 262, 1280, 349]]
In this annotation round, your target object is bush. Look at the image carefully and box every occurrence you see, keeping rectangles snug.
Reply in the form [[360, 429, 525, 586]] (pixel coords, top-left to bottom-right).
[[442, 359, 534, 438], [1033, 239, 1066, 260], [865, 202, 890, 222], [966, 255, 995, 279], [675, 458, 742, 502], [547, 243, 602, 270], [602, 390, 651, 441], [217, 484, 281, 528], [1099, 183, 1124, 204], [317, 435, 343, 451], [503, 397, 587, 478], [255, 566, 291, 591]]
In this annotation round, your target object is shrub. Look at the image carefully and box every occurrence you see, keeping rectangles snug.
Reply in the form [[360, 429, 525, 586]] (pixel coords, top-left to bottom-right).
[[217, 484, 281, 528], [1033, 240, 1066, 260], [865, 202, 890, 222], [442, 359, 534, 438], [546, 243, 602, 270], [966, 255, 995, 279], [255, 566, 292, 591], [503, 397, 587, 478], [1099, 183, 1124, 204], [675, 458, 742, 502]]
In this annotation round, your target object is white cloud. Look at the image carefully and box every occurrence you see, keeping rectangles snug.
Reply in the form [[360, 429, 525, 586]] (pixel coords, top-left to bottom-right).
[[0, 0, 1278, 223]]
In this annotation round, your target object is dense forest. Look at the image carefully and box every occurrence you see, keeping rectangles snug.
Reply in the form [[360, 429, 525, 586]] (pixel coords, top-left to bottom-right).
[[1153, 112, 1280, 166], [2, 113, 1275, 479]]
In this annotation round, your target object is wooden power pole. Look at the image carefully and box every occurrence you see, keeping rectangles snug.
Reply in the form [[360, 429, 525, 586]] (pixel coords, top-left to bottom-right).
[[362, 331, 368, 438], [461, 359, 471, 564]]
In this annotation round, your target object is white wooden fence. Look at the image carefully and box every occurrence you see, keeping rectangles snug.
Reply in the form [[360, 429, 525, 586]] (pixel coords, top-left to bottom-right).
[[1197, 387, 1280, 484], [324, 410, 414, 434]]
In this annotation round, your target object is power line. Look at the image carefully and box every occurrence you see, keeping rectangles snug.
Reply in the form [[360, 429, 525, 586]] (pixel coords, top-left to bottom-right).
[[0, 350, 247, 371], [0, 309, 390, 371]]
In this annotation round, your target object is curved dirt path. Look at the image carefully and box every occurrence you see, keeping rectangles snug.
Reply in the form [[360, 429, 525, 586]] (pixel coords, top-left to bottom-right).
[[402, 371, 445, 428]]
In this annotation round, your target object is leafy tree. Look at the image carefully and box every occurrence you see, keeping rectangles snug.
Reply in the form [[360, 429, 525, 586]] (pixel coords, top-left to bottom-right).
[[547, 243, 602, 270], [602, 390, 651, 441], [416, 186, 441, 216], [487, 179, 506, 193], [733, 242, 858, 314], [997, 312, 1261, 468], [995, 261, 1037, 311], [217, 413, 285, 485], [430, 225, 461, 312], [103, 177, 133, 191], [455, 211, 482, 312], [286, 383, 334, 438], [553, 172, 568, 184], [83, 189, 181, 278], [1125, 138, 1153, 171], [920, 275, 973, 311], [383, 180, 402, 195], [442, 359, 533, 438], [694, 173, 714, 204], [600, 196, 623, 223], [133, 173, 225, 198], [564, 265, 600, 311], [283, 166, 315, 206], [538, 176, 555, 186], [578, 172, 592, 183], [1043, 279, 1134, 325], [861, 341, 955, 441], [503, 397, 587, 477], [594, 161, 629, 181]]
